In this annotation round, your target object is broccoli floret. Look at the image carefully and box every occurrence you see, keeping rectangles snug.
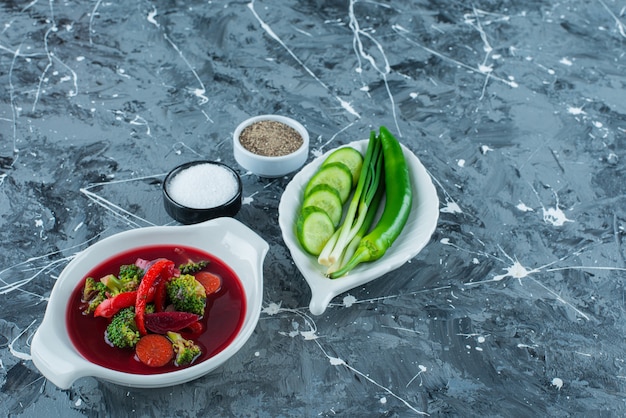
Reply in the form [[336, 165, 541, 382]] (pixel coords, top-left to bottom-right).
[[178, 260, 209, 275], [82, 277, 107, 315], [118, 264, 143, 289], [166, 274, 206, 316], [166, 331, 201, 366], [100, 264, 143, 296], [105, 307, 140, 348]]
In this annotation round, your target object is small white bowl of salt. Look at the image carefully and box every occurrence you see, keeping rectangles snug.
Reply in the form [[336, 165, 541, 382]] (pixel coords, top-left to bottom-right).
[[163, 161, 242, 224]]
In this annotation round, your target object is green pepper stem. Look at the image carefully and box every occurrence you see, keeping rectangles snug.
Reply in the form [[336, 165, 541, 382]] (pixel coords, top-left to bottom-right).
[[328, 243, 372, 279]]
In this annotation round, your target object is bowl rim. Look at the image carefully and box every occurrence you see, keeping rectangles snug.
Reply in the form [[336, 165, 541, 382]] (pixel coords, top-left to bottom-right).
[[163, 160, 243, 211], [233, 114, 309, 163]]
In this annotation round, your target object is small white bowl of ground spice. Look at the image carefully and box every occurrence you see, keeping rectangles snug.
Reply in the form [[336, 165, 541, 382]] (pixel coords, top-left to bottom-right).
[[163, 160, 243, 224], [233, 115, 309, 178]]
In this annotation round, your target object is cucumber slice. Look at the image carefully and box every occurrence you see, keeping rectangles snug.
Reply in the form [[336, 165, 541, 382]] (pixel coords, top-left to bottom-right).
[[302, 184, 343, 227], [304, 162, 353, 203], [322, 147, 364, 187], [296, 206, 336, 256]]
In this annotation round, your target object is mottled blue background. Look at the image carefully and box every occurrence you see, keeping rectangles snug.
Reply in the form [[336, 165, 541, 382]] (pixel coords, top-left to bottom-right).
[[1, 0, 625, 416]]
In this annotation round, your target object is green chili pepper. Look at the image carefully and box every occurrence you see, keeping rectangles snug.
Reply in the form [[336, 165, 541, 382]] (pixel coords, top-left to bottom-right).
[[329, 126, 412, 278]]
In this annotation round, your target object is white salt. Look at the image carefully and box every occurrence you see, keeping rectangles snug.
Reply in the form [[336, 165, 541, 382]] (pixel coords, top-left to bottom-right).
[[168, 163, 238, 209]]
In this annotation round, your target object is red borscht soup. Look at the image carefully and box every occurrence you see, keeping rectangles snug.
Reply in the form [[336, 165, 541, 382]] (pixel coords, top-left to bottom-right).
[[66, 245, 246, 374]]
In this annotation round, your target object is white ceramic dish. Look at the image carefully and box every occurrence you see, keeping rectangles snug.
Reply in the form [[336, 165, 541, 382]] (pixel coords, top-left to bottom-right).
[[31, 217, 269, 389], [233, 114, 309, 178], [278, 140, 439, 315]]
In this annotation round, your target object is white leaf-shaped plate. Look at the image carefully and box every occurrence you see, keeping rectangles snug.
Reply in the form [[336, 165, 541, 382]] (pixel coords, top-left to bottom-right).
[[278, 140, 439, 315]]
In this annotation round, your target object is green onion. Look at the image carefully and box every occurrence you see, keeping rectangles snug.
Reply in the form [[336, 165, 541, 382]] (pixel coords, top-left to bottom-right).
[[326, 177, 384, 276], [318, 131, 384, 274]]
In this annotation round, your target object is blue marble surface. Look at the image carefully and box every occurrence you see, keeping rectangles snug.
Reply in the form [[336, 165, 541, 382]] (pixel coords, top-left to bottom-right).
[[1, 0, 625, 416]]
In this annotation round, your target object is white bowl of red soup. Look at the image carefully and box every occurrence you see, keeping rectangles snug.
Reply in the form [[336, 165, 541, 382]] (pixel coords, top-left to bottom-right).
[[31, 217, 269, 389]]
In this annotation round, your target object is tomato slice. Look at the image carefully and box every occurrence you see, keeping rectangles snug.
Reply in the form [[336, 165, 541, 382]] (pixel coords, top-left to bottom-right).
[[194, 271, 222, 295]]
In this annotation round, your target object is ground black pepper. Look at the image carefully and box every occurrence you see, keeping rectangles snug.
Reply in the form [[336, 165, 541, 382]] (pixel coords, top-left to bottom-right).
[[239, 120, 303, 157]]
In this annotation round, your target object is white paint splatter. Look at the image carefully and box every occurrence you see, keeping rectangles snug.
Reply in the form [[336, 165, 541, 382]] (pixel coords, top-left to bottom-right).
[[559, 57, 573, 66], [343, 295, 357, 307], [516, 202, 534, 212], [263, 301, 320, 342], [552, 377, 564, 390], [117, 68, 130, 78], [191, 88, 209, 104], [440, 200, 462, 214], [262, 302, 282, 315], [147, 8, 159, 27], [567, 106, 585, 115], [406, 364, 428, 387], [457, 159, 465, 167], [129, 115, 151, 136], [380, 396, 387, 405], [517, 343, 538, 349], [534, 189, 574, 227], [480, 145, 493, 154], [301, 330, 319, 340], [241, 190, 258, 205], [493, 260, 536, 282], [329, 356, 345, 366], [542, 206, 573, 227], [478, 64, 493, 74]]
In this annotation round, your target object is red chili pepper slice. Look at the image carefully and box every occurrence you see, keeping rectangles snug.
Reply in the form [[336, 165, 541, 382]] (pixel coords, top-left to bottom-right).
[[93, 291, 137, 318], [135, 259, 176, 336], [153, 279, 170, 312]]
